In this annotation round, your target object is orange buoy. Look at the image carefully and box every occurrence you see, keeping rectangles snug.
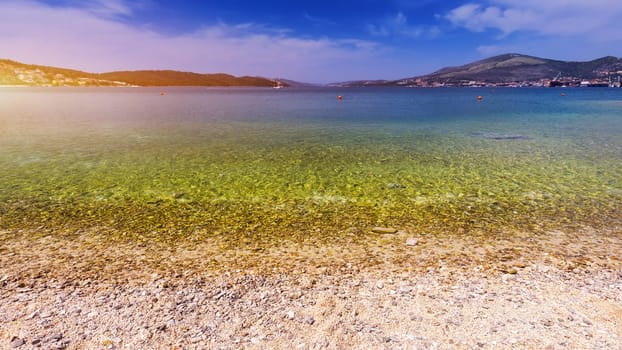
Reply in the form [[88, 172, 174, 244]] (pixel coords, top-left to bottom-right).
[[477, 95, 483, 101], [337, 95, 343, 101]]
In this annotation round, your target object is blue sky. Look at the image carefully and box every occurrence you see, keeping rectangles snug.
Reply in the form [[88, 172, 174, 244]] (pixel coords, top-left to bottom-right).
[[2, 0, 622, 83]]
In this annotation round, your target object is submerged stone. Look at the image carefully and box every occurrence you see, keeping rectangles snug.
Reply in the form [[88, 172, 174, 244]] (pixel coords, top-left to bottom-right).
[[474, 132, 532, 140], [387, 183, 407, 189], [372, 227, 398, 234]]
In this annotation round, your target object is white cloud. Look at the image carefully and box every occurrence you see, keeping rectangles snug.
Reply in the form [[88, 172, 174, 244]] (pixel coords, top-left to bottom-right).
[[445, 0, 622, 61], [0, 0, 388, 83], [446, 0, 622, 38]]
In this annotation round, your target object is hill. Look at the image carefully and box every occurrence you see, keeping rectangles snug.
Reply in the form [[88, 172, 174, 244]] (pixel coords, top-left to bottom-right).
[[334, 54, 622, 87], [95, 71, 275, 87], [0, 59, 278, 87]]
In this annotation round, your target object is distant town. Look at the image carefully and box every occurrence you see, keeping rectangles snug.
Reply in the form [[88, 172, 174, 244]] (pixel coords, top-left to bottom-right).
[[11, 66, 130, 87], [391, 74, 622, 88]]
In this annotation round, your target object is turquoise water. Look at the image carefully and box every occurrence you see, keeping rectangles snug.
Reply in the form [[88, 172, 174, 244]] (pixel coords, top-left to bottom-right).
[[1, 87, 621, 244]]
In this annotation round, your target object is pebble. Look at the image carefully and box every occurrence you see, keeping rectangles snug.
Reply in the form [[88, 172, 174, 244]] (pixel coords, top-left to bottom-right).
[[137, 329, 152, 341], [406, 238, 419, 246], [303, 316, 315, 325], [10, 337, 25, 348], [189, 336, 202, 343], [398, 286, 412, 294]]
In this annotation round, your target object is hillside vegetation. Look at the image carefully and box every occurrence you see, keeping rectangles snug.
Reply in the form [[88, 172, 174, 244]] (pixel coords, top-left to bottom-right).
[[0, 59, 276, 87]]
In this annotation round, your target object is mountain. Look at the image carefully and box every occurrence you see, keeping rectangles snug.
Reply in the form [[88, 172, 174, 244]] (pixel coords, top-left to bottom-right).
[[411, 54, 622, 85], [335, 54, 622, 87], [0, 59, 278, 87]]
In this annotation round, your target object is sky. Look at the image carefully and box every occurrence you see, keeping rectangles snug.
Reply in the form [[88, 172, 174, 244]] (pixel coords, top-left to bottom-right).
[[1, 0, 622, 83]]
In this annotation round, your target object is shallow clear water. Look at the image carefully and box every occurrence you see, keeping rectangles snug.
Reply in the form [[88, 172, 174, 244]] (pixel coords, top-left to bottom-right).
[[1, 87, 621, 244]]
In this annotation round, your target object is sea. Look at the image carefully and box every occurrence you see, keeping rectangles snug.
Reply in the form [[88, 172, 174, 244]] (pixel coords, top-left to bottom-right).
[[1, 87, 621, 244]]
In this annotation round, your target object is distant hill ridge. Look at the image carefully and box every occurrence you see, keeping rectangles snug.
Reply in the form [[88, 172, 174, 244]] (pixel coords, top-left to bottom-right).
[[0, 59, 280, 87], [331, 54, 622, 87], [3, 54, 622, 87]]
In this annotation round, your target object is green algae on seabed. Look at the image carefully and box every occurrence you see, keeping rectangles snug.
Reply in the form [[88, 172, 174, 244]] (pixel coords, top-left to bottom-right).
[[1, 116, 621, 248]]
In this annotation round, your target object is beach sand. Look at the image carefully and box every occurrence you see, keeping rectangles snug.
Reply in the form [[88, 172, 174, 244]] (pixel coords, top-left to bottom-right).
[[1, 226, 621, 349]]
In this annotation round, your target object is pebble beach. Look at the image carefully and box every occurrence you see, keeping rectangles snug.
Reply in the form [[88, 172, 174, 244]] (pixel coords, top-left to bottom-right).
[[2, 226, 620, 349]]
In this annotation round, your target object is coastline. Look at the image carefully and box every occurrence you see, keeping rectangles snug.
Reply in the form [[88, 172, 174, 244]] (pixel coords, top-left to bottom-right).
[[2, 226, 620, 349]]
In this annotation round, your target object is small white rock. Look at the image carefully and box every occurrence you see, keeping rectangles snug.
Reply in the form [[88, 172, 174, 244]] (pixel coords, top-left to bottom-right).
[[406, 238, 419, 246]]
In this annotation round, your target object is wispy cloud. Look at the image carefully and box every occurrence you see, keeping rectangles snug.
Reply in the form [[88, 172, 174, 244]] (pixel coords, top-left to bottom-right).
[[0, 0, 387, 83], [303, 12, 335, 25], [60, 0, 139, 17], [368, 12, 440, 39]]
